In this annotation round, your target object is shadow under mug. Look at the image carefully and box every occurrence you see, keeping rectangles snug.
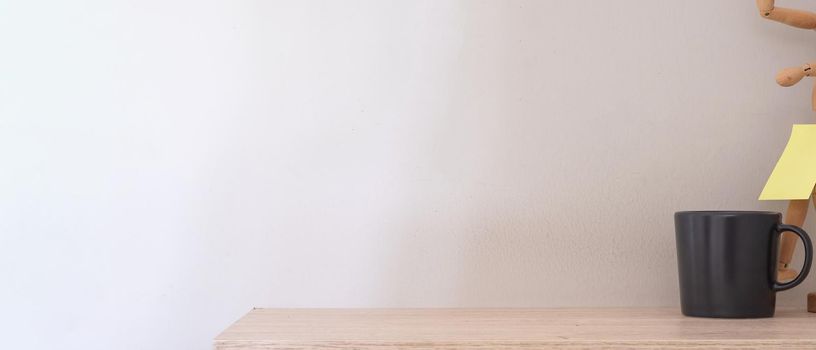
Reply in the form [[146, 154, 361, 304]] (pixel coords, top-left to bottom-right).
[[674, 211, 813, 318]]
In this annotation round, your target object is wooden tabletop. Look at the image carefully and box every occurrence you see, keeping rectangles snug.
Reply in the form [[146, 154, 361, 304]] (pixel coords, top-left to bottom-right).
[[215, 308, 816, 349]]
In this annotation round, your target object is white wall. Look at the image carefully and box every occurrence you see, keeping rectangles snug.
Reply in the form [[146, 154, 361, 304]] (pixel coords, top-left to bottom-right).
[[3, 0, 816, 349]]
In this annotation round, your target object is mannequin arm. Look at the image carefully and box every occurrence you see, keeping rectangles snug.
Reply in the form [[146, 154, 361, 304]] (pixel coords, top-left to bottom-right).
[[776, 62, 816, 110], [757, 0, 816, 29], [775, 63, 816, 87]]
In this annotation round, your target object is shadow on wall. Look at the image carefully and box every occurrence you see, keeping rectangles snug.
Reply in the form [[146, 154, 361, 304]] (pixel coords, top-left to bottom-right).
[[375, 1, 666, 307], [376, 2, 558, 307]]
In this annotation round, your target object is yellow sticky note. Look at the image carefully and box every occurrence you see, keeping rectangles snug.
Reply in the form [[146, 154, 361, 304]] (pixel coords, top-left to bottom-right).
[[760, 124, 816, 200]]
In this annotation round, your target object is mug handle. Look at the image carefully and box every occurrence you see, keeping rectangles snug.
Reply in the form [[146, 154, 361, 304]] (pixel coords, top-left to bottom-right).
[[773, 224, 814, 292]]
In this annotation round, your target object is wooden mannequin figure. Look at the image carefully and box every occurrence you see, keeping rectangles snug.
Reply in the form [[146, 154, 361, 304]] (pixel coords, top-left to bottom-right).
[[755, 0, 816, 284]]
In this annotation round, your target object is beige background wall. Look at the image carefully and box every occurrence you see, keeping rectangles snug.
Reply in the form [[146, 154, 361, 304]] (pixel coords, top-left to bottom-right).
[[3, 0, 816, 349]]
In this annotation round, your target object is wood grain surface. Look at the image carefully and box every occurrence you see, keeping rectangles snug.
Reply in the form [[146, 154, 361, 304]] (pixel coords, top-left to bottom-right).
[[214, 308, 816, 349]]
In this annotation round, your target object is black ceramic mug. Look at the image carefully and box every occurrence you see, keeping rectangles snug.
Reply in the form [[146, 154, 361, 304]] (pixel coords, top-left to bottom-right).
[[674, 211, 813, 318]]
